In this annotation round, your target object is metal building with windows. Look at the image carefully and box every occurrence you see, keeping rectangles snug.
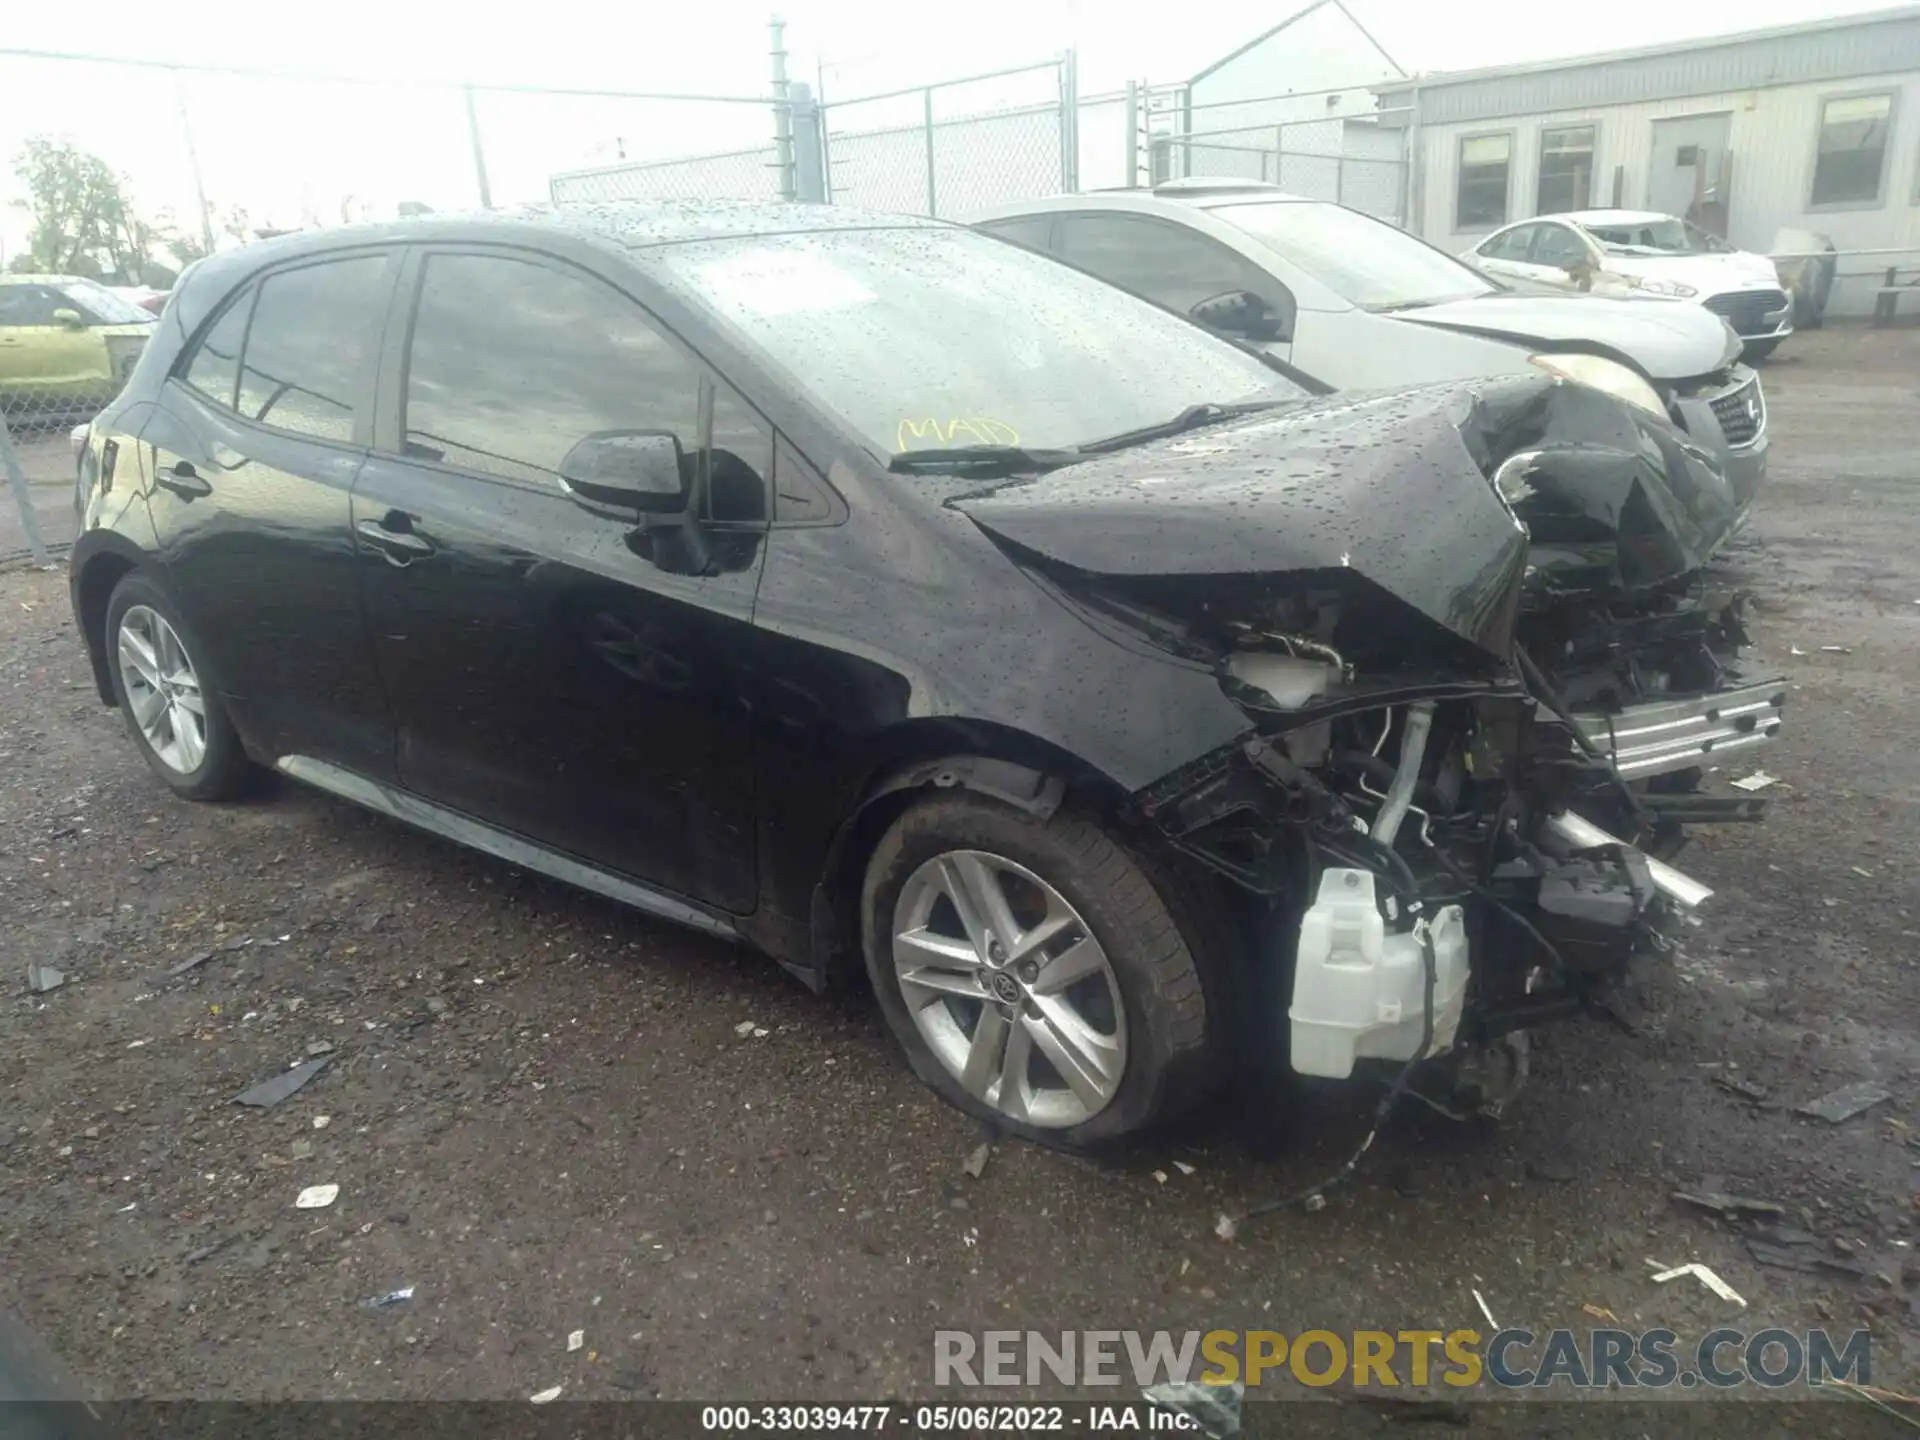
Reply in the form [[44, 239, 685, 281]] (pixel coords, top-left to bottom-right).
[[1375, 6, 1920, 315]]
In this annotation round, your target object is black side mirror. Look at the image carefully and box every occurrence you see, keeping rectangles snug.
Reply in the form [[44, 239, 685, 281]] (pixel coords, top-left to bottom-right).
[[558, 431, 688, 515], [1188, 289, 1290, 343]]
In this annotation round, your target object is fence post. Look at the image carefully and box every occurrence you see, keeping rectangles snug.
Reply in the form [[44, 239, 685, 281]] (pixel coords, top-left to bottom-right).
[[816, 64, 835, 204], [462, 86, 493, 209], [1403, 79, 1422, 232], [1057, 50, 1080, 192], [923, 87, 938, 217], [789, 82, 826, 202], [0, 414, 51, 568], [770, 16, 797, 202]]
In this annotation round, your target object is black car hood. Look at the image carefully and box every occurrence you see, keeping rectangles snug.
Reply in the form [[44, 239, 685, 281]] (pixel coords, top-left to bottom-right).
[[953, 386, 1534, 657], [952, 377, 1743, 660]]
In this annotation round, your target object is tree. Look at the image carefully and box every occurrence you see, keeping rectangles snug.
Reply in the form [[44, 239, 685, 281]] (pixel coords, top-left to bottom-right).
[[11, 137, 136, 278], [166, 202, 253, 270]]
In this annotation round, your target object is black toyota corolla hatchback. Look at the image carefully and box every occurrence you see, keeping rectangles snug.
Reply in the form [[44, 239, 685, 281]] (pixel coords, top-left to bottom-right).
[[70, 202, 1780, 1147]]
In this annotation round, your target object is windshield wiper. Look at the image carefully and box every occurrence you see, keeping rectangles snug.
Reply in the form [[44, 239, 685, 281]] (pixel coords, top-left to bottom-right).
[[887, 444, 1081, 477], [1078, 400, 1282, 456]]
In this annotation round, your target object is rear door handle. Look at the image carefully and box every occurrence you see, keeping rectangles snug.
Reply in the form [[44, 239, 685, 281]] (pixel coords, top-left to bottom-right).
[[356, 516, 436, 565], [156, 461, 212, 499]]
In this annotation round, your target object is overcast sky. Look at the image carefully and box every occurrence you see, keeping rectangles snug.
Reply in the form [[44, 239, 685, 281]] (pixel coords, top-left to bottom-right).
[[0, 0, 1904, 264]]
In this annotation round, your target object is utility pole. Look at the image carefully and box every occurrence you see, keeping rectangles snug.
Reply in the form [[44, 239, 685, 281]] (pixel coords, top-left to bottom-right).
[[770, 15, 797, 202], [172, 69, 216, 257], [463, 86, 493, 209]]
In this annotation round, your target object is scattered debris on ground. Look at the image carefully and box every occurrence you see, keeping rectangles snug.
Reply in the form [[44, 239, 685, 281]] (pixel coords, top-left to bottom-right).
[[362, 1286, 415, 1309], [1672, 1189, 1788, 1223], [232, 1056, 332, 1109], [961, 1142, 991, 1180], [1650, 1261, 1746, 1307], [529, 1386, 563, 1405], [294, 1184, 339, 1210], [1143, 1380, 1243, 1439], [25, 964, 65, 994], [1797, 1081, 1893, 1124], [1730, 771, 1778, 792]]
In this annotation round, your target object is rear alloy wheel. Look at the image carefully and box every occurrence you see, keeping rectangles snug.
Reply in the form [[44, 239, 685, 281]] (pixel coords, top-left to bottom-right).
[[118, 605, 207, 775], [862, 794, 1218, 1148], [105, 572, 253, 801]]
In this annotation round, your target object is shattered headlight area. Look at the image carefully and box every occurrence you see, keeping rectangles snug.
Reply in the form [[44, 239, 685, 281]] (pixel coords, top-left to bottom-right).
[[1139, 677, 1706, 1109]]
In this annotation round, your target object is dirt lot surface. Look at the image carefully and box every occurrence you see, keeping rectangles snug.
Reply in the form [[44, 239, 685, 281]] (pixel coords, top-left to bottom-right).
[[4, 327, 1920, 1416]]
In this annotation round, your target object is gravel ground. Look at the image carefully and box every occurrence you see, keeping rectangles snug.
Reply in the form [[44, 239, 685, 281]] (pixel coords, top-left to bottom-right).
[[3, 326, 1920, 1412]]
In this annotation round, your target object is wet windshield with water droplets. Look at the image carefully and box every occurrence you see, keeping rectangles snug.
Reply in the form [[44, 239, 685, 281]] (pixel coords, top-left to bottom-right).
[[651, 226, 1306, 459]]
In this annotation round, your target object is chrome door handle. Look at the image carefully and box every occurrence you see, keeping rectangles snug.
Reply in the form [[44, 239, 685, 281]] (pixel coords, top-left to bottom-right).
[[356, 517, 435, 564]]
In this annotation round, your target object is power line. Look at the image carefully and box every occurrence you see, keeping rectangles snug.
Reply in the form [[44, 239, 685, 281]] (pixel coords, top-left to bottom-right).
[[0, 46, 779, 105]]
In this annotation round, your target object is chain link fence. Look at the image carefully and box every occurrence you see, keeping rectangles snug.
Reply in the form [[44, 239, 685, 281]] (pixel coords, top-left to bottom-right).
[[819, 60, 1072, 217], [1158, 91, 1412, 223]]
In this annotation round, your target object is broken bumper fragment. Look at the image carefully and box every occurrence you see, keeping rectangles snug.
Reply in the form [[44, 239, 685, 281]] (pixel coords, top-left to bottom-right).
[[1570, 672, 1785, 779]]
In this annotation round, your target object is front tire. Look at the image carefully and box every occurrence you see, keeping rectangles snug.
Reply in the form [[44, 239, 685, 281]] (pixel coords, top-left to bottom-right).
[[105, 571, 252, 801], [1743, 338, 1781, 363], [861, 793, 1219, 1149]]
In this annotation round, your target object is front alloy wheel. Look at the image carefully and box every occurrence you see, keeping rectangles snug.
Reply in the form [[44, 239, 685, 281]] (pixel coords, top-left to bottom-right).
[[862, 793, 1219, 1149], [893, 850, 1127, 1128]]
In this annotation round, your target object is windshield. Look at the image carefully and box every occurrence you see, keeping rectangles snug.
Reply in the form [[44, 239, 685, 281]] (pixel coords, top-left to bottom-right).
[[56, 280, 154, 325], [1210, 199, 1498, 310], [650, 227, 1305, 458], [1582, 218, 1725, 256]]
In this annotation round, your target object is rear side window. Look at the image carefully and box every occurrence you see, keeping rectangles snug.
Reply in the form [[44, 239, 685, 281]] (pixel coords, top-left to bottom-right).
[[183, 289, 254, 410], [234, 257, 388, 443], [976, 216, 1054, 253], [402, 252, 703, 490]]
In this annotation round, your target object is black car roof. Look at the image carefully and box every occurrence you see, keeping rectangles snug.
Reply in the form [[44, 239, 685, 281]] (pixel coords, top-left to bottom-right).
[[161, 200, 946, 360]]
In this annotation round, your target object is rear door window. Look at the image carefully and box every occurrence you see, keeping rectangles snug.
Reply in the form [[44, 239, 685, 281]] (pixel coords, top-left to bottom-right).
[[1054, 213, 1281, 315], [235, 256, 389, 443], [1480, 226, 1536, 261], [0, 285, 67, 326], [1529, 224, 1589, 266]]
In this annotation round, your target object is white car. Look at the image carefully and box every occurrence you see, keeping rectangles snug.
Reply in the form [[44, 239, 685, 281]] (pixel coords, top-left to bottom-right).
[[1465, 210, 1791, 359]]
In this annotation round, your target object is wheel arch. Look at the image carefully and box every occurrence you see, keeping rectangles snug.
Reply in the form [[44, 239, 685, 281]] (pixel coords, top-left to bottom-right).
[[70, 538, 148, 706], [805, 718, 1138, 989]]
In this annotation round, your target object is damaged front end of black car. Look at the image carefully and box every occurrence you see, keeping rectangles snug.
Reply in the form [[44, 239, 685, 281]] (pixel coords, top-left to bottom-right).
[[955, 373, 1782, 1111]]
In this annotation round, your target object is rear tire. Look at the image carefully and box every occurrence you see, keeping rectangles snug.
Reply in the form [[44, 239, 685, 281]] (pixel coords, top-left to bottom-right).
[[1742, 338, 1781, 363], [861, 792, 1220, 1150], [105, 571, 253, 802]]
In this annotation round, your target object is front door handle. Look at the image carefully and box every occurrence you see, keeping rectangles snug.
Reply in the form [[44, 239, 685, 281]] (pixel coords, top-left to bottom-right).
[[156, 461, 212, 499], [356, 516, 436, 565]]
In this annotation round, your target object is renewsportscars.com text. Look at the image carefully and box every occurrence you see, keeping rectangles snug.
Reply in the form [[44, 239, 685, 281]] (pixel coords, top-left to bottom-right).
[[933, 1328, 1871, 1391]]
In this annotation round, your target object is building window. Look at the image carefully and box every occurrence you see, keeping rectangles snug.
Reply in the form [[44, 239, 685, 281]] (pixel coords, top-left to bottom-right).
[[1537, 126, 1595, 214], [1810, 93, 1893, 207], [1456, 133, 1511, 230]]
